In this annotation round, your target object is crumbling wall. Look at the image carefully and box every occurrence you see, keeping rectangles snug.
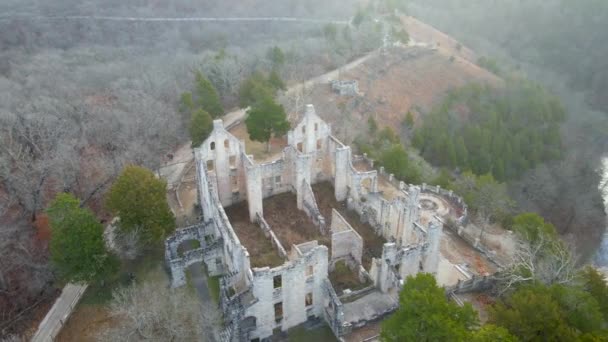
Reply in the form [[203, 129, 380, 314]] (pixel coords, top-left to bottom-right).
[[197, 120, 247, 207], [244, 245, 329, 340], [298, 180, 327, 234], [330, 209, 363, 268], [331, 80, 359, 96]]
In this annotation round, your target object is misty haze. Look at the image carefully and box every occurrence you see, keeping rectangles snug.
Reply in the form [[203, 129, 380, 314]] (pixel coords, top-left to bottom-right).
[[1, 1, 607, 341]]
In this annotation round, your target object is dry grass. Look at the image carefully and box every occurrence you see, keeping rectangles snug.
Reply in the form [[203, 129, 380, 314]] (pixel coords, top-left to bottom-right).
[[262, 192, 330, 249], [224, 202, 285, 268]]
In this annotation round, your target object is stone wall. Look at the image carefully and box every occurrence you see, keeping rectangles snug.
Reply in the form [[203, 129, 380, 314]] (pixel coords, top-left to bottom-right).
[[244, 245, 329, 340], [165, 103, 447, 341], [299, 179, 327, 234], [330, 209, 363, 268], [331, 80, 359, 96]]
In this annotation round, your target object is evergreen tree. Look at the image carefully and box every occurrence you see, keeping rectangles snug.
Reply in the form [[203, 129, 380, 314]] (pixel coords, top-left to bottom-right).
[[194, 71, 223, 117], [106, 166, 175, 245], [189, 108, 213, 147], [245, 96, 290, 152], [266, 46, 285, 69], [382, 273, 478, 341], [267, 69, 286, 91], [47, 193, 117, 283]]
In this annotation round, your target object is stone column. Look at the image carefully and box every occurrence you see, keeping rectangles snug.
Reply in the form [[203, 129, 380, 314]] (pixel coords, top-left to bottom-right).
[[246, 165, 263, 222], [423, 218, 442, 275], [334, 147, 350, 201]]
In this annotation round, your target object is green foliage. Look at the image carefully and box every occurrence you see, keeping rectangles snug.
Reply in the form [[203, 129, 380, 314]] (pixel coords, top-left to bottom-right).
[[477, 56, 501, 76], [367, 116, 378, 133], [491, 283, 607, 341], [413, 81, 565, 181], [470, 325, 517, 342], [380, 144, 421, 183], [403, 111, 414, 128], [581, 267, 608, 320], [352, 8, 368, 27], [451, 172, 513, 221], [549, 284, 603, 334], [266, 46, 285, 68], [189, 108, 213, 147], [391, 27, 410, 44], [490, 285, 575, 341], [47, 193, 117, 283], [245, 95, 290, 151], [106, 166, 175, 245], [381, 273, 479, 341], [511, 212, 557, 242], [179, 92, 194, 115], [323, 23, 338, 42], [238, 72, 285, 108], [194, 71, 223, 118], [268, 69, 286, 91]]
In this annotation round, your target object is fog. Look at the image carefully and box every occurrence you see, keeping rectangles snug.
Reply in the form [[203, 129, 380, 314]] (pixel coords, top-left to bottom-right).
[[1, 0, 607, 338]]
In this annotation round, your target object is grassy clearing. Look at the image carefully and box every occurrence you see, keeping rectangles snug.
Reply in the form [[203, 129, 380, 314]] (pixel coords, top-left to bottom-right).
[[80, 246, 164, 305], [329, 260, 370, 294], [286, 324, 337, 342]]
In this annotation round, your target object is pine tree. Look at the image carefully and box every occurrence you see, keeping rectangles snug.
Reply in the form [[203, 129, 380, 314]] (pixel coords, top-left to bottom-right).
[[189, 108, 213, 147], [106, 166, 175, 245], [194, 71, 223, 118], [245, 96, 290, 152]]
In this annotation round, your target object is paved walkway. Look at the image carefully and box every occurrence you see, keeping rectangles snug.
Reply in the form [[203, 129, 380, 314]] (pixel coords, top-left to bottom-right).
[[31, 283, 88, 342]]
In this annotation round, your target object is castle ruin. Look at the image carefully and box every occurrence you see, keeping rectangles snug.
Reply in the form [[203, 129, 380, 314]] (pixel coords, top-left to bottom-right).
[[165, 104, 442, 341]]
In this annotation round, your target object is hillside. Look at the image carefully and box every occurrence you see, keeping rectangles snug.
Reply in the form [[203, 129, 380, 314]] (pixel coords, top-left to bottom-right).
[[299, 45, 501, 143]]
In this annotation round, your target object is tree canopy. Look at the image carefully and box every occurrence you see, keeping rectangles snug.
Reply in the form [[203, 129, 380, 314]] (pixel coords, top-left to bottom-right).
[[245, 96, 290, 151], [450, 171, 513, 223], [189, 108, 213, 147], [194, 71, 224, 118], [47, 193, 117, 283], [511, 212, 557, 243], [381, 273, 480, 341], [238, 72, 285, 108], [380, 144, 421, 184], [413, 81, 565, 181], [490, 283, 608, 341], [106, 166, 175, 245]]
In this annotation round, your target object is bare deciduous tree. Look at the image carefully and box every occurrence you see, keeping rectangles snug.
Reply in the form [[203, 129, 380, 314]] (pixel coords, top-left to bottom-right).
[[98, 277, 220, 341], [498, 233, 578, 295]]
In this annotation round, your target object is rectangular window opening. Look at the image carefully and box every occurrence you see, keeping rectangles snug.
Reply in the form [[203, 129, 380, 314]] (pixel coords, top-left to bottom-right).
[[206, 160, 215, 171], [273, 275, 282, 289], [316, 139, 322, 150], [229, 155, 236, 167], [274, 302, 283, 323], [305, 293, 313, 307]]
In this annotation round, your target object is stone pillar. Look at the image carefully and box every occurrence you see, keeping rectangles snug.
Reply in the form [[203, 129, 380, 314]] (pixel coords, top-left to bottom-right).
[[334, 147, 350, 201], [304, 104, 317, 154], [296, 154, 313, 209], [423, 218, 442, 275], [169, 263, 186, 288], [246, 165, 263, 222]]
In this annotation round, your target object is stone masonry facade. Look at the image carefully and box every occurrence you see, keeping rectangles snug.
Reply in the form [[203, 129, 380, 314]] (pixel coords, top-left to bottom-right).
[[165, 104, 442, 341]]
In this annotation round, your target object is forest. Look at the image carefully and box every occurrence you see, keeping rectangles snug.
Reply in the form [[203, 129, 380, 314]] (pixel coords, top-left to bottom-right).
[[0, 0, 378, 336], [413, 80, 565, 181], [406, 0, 608, 260]]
